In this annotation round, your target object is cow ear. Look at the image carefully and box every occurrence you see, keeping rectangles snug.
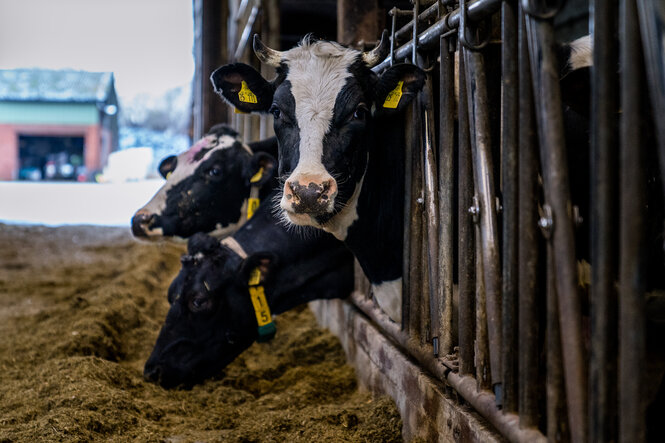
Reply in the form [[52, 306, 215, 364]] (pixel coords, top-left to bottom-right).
[[374, 64, 425, 114], [158, 155, 177, 179], [210, 63, 274, 113], [239, 252, 278, 286], [245, 152, 276, 187]]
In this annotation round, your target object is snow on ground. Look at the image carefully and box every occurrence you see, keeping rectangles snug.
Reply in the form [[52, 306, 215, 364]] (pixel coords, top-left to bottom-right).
[[0, 180, 164, 227]]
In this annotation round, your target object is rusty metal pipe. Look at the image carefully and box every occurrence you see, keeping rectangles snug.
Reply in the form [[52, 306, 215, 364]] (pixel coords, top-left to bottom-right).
[[500, 0, 518, 414], [619, 0, 648, 440], [589, 0, 619, 441], [524, 14, 587, 443], [464, 46, 503, 397], [439, 34, 455, 356], [458, 51, 476, 377], [349, 292, 547, 443]]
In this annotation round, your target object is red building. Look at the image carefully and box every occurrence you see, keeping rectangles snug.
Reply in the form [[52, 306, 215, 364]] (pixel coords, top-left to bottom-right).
[[0, 69, 119, 181]]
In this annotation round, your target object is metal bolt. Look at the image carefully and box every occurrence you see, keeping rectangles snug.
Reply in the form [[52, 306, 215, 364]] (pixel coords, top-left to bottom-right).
[[468, 196, 480, 223], [538, 204, 553, 239]]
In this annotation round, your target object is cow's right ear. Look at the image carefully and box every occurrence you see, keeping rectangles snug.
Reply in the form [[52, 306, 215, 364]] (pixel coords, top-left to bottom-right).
[[158, 155, 177, 179], [210, 63, 274, 113], [245, 152, 276, 187]]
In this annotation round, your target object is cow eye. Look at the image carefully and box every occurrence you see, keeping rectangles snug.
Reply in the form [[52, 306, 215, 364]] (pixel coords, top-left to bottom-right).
[[269, 105, 281, 119], [190, 294, 210, 312], [353, 104, 368, 121], [208, 167, 222, 177]]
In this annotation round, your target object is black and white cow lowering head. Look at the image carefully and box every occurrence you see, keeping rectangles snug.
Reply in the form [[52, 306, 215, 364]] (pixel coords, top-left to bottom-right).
[[131, 125, 276, 240], [211, 33, 424, 237]]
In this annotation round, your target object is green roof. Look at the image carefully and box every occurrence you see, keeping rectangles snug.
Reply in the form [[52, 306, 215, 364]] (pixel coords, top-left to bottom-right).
[[0, 68, 115, 103]]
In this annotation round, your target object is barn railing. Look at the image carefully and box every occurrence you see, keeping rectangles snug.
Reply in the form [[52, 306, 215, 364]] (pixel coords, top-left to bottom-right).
[[226, 0, 664, 440], [357, 0, 663, 442]]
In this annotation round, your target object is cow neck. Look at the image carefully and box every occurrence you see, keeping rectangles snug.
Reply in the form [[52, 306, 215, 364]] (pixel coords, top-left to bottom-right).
[[344, 112, 406, 286], [221, 199, 353, 316]]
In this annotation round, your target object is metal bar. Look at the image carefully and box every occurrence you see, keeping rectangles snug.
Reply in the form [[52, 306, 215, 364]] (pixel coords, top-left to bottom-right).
[[422, 72, 442, 354], [636, 0, 665, 201], [402, 102, 415, 330], [500, 0, 518, 415], [412, 0, 419, 65], [234, 5, 260, 61], [475, 217, 492, 391], [408, 104, 424, 337], [517, 7, 540, 427], [619, 0, 648, 440], [438, 34, 455, 356], [350, 291, 547, 443], [464, 45, 503, 396], [524, 13, 588, 443], [589, 0, 619, 441], [393, 2, 440, 44], [373, 0, 503, 72], [458, 50, 476, 377], [546, 244, 569, 441]]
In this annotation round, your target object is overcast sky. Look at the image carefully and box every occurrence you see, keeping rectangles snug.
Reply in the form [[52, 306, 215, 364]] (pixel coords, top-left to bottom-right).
[[0, 0, 195, 100]]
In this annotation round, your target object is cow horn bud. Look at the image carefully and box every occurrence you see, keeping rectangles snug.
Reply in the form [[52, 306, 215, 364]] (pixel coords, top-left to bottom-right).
[[361, 30, 389, 67], [253, 35, 282, 67]]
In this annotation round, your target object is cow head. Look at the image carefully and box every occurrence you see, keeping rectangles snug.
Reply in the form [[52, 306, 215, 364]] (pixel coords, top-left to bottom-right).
[[144, 233, 276, 388], [211, 33, 424, 234], [131, 125, 275, 240]]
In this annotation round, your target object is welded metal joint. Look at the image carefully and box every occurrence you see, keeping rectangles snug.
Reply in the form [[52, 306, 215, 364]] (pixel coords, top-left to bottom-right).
[[538, 204, 553, 239], [469, 196, 480, 224], [458, 0, 489, 50]]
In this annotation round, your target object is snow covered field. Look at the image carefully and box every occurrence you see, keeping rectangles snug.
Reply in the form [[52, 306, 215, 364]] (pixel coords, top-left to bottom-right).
[[0, 180, 164, 227]]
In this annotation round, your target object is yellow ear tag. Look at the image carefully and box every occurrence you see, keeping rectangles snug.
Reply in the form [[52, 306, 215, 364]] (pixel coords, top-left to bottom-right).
[[249, 167, 264, 184], [165, 171, 172, 179], [249, 285, 272, 326], [383, 80, 404, 109], [247, 198, 260, 219], [248, 267, 261, 286], [238, 81, 258, 104], [234, 108, 248, 114]]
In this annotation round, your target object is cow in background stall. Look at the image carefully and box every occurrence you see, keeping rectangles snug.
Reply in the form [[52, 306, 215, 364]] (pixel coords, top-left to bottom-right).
[[131, 124, 278, 240]]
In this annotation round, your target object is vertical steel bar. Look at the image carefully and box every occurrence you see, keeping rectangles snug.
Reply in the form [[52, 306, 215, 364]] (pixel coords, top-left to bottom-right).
[[475, 216, 492, 391], [408, 104, 424, 338], [422, 73, 441, 353], [619, 0, 648, 441], [517, 7, 539, 428], [589, 0, 619, 441], [501, 0, 519, 415], [546, 244, 570, 441], [464, 45, 503, 397], [402, 106, 415, 330], [458, 49, 476, 377], [439, 34, 455, 356], [524, 14, 588, 443]]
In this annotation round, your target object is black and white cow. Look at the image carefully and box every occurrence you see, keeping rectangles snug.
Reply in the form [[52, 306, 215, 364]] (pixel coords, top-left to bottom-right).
[[211, 33, 424, 322], [131, 124, 278, 240], [143, 201, 354, 388]]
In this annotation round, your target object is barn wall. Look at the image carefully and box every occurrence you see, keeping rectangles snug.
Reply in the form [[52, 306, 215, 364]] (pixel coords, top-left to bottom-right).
[[310, 298, 504, 442]]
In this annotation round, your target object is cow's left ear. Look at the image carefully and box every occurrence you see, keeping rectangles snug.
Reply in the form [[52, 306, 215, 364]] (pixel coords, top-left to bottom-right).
[[245, 152, 276, 187], [210, 63, 274, 113], [373, 64, 426, 114], [239, 252, 278, 286]]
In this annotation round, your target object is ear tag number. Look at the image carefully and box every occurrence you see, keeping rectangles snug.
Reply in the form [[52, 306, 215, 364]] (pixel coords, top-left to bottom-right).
[[383, 80, 404, 109], [249, 286, 272, 326], [247, 198, 260, 219], [238, 81, 258, 104], [249, 167, 264, 184]]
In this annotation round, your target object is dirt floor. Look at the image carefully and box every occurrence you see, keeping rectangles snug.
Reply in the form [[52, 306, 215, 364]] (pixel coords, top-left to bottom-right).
[[0, 224, 402, 442]]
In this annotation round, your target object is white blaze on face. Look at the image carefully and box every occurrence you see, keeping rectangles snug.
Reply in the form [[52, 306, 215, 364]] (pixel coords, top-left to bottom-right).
[[136, 134, 242, 234], [278, 40, 361, 216], [372, 278, 402, 323]]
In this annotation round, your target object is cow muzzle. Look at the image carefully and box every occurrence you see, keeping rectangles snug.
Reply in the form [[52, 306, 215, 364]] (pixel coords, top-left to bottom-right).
[[282, 174, 337, 216], [131, 209, 157, 238]]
